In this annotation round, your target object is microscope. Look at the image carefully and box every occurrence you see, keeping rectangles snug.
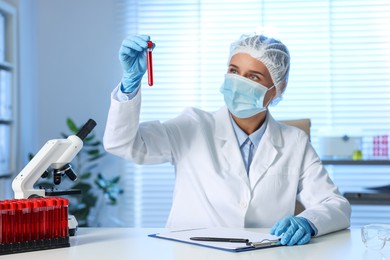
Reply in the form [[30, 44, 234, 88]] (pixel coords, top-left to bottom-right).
[[12, 119, 97, 236]]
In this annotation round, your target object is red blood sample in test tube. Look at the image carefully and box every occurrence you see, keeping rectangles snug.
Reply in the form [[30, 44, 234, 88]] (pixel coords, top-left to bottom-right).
[[57, 198, 63, 237], [53, 198, 60, 238], [38, 198, 46, 240], [25, 200, 33, 242], [46, 198, 55, 239], [9, 201, 17, 243], [2, 201, 10, 244], [60, 198, 69, 237], [16, 201, 24, 242], [32, 199, 40, 241], [0, 201, 4, 244], [39, 198, 48, 240], [147, 40, 153, 86], [51, 197, 59, 239]]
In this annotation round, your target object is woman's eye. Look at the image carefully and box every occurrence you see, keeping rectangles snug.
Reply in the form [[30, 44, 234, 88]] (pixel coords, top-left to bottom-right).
[[249, 75, 260, 81], [228, 68, 238, 74]]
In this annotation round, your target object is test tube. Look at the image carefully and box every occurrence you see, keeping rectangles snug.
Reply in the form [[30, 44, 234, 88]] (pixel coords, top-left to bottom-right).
[[46, 198, 55, 239], [147, 40, 153, 86], [0, 201, 4, 244], [32, 199, 40, 241], [9, 201, 16, 244], [38, 198, 47, 240], [37, 198, 46, 241], [53, 198, 61, 238], [16, 201, 24, 242], [60, 198, 69, 237], [1, 201, 10, 244]]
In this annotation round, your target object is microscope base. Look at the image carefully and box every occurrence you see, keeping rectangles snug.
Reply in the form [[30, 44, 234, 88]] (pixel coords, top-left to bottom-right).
[[68, 215, 78, 236]]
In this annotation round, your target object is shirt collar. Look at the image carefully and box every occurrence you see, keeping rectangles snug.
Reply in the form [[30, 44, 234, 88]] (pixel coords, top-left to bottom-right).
[[229, 114, 268, 148]]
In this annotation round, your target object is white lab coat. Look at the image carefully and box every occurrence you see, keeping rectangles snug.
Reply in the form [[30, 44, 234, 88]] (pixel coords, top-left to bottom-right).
[[103, 86, 351, 236]]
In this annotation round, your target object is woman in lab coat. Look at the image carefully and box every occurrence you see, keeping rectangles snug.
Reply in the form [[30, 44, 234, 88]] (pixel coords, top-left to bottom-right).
[[103, 34, 351, 246]]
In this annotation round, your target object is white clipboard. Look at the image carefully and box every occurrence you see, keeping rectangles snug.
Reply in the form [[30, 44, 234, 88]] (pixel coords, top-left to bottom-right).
[[148, 227, 281, 253]]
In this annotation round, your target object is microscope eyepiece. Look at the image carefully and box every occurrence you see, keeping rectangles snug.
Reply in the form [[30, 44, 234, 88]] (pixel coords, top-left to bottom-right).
[[76, 119, 97, 141]]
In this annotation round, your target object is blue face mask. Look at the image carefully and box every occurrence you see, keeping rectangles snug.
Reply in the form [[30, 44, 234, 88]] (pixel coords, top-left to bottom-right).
[[220, 73, 275, 118]]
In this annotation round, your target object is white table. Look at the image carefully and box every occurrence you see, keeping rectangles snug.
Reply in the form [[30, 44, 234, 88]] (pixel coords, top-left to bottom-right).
[[1, 228, 390, 260]]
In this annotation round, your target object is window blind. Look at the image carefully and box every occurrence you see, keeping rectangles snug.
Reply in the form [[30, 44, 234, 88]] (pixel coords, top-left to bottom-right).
[[116, 0, 390, 227]]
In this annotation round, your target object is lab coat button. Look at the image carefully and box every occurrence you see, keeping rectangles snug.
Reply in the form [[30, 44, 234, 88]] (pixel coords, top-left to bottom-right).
[[240, 201, 248, 209]]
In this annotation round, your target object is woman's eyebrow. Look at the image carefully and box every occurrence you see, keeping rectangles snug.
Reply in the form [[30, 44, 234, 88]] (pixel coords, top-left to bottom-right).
[[228, 64, 239, 69], [248, 70, 265, 77], [228, 64, 266, 77]]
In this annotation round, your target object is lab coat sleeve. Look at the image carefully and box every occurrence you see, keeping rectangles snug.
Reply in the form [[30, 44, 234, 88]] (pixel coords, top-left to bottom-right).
[[103, 85, 173, 164], [296, 135, 351, 236]]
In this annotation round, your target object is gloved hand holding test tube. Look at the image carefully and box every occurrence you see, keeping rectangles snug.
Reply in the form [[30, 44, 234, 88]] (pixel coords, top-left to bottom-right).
[[119, 35, 155, 93]]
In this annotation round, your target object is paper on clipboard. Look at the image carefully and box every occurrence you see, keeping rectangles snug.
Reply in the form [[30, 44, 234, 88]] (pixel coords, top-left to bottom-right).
[[148, 227, 281, 252]]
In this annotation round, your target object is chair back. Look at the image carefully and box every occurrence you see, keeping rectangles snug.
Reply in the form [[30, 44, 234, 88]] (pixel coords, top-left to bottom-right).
[[278, 118, 311, 215], [279, 119, 311, 137]]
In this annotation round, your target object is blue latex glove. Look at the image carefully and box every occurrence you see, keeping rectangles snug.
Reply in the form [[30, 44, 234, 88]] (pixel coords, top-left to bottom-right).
[[270, 215, 313, 246], [118, 35, 155, 93]]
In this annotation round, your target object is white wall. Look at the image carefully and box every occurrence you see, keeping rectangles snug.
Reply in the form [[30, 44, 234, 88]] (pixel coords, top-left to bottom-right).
[[11, 0, 125, 168], [1, 0, 128, 223], [34, 0, 122, 149], [1, 0, 126, 205]]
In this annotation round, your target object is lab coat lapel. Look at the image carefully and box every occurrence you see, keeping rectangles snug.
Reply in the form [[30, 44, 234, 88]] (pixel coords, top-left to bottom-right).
[[214, 107, 251, 189], [249, 113, 281, 190]]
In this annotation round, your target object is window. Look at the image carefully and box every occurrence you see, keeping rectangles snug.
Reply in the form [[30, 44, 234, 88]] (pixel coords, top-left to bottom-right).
[[116, 0, 390, 227]]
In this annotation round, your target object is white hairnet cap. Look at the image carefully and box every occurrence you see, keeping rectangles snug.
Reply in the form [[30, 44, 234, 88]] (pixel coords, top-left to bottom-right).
[[228, 34, 290, 104]]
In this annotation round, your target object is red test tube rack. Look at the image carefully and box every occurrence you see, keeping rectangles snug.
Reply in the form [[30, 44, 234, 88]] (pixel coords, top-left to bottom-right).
[[0, 197, 70, 255]]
